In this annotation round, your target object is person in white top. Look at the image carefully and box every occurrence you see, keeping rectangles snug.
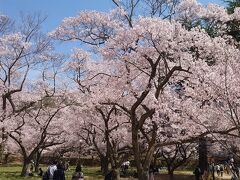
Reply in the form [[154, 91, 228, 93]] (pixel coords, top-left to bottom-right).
[[47, 161, 57, 180], [216, 165, 220, 177]]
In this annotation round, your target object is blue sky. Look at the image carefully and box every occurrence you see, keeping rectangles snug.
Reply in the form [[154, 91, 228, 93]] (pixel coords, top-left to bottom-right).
[[0, 0, 224, 53], [0, 0, 114, 32], [0, 0, 224, 33]]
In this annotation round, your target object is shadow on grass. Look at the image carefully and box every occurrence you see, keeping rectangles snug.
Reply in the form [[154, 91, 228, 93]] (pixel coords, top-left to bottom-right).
[[154, 174, 195, 180]]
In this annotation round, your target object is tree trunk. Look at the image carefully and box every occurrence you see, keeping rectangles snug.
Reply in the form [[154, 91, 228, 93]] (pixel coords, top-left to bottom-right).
[[100, 156, 109, 175], [0, 127, 7, 164], [199, 137, 208, 173], [34, 150, 42, 173], [113, 168, 121, 180], [168, 170, 174, 180], [132, 124, 151, 180], [132, 125, 145, 179], [153, 151, 159, 167], [21, 159, 30, 176], [34, 161, 39, 173], [138, 170, 150, 180]]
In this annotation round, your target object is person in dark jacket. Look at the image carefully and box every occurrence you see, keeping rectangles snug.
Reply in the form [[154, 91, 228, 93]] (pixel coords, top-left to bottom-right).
[[53, 163, 66, 180], [104, 168, 117, 180], [38, 167, 43, 176]]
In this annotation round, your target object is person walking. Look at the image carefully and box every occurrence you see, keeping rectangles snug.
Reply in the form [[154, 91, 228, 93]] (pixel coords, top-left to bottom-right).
[[231, 172, 238, 180], [220, 165, 224, 177], [209, 163, 215, 180], [216, 164, 220, 176]]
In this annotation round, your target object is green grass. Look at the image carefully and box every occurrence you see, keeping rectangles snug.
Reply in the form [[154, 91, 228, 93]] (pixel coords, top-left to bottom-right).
[[2, 165, 221, 180], [173, 170, 193, 175], [0, 164, 104, 180]]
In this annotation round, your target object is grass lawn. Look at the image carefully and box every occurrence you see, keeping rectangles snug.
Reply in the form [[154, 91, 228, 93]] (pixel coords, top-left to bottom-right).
[[0, 165, 232, 180], [155, 171, 231, 180], [0, 164, 103, 180]]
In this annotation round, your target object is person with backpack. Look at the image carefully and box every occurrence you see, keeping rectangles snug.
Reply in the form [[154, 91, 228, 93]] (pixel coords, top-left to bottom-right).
[[71, 163, 84, 180]]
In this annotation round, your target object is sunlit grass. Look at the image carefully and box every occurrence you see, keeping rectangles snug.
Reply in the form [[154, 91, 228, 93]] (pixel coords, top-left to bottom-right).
[[0, 164, 103, 180], [2, 165, 228, 180]]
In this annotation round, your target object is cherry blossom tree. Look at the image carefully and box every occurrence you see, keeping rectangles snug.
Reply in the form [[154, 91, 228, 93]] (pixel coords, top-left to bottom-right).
[[0, 13, 52, 116], [7, 96, 67, 176], [159, 143, 195, 178], [66, 96, 131, 177], [0, 13, 77, 176], [59, 45, 132, 177], [50, 1, 240, 179], [4, 62, 73, 176], [0, 13, 54, 164]]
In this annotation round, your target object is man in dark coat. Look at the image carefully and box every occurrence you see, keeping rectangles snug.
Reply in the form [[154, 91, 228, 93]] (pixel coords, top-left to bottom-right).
[[53, 163, 66, 180]]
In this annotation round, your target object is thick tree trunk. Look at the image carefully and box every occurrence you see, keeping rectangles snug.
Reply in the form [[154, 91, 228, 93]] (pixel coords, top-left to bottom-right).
[[113, 168, 121, 180], [132, 128, 151, 180], [132, 120, 152, 180], [34, 161, 39, 173], [138, 170, 150, 180], [131, 113, 157, 180], [153, 151, 159, 167], [21, 159, 30, 176], [100, 156, 109, 175], [132, 125, 144, 178], [168, 170, 174, 180], [199, 137, 208, 173]]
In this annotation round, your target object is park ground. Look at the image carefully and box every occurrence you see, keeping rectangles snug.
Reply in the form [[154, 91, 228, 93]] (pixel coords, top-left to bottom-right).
[[0, 165, 103, 180], [0, 164, 233, 180]]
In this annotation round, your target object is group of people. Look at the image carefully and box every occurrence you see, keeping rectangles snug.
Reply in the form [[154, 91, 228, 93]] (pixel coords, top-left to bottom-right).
[[227, 159, 240, 180], [41, 160, 84, 180], [213, 159, 240, 180], [25, 164, 43, 177], [215, 164, 224, 177], [194, 160, 240, 180], [105, 163, 157, 180]]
